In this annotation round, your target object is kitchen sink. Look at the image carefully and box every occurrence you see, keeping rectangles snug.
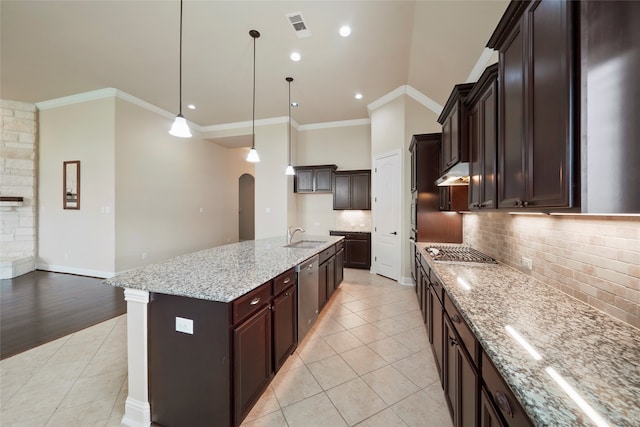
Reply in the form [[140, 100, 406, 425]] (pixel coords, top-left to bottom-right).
[[284, 240, 326, 249]]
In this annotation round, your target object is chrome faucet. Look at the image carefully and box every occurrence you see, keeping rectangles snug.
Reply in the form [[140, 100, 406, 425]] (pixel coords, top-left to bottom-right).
[[287, 226, 305, 245]]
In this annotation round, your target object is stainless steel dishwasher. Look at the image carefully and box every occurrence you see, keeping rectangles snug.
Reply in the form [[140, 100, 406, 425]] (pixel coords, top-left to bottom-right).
[[296, 255, 319, 342]]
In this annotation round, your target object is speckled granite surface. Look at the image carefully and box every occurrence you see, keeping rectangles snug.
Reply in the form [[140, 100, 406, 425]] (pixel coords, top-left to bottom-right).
[[330, 228, 372, 233], [105, 236, 342, 303], [417, 242, 639, 427]]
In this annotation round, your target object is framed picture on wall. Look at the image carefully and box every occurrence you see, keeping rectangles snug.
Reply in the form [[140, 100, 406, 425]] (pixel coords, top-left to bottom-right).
[[63, 160, 80, 209]]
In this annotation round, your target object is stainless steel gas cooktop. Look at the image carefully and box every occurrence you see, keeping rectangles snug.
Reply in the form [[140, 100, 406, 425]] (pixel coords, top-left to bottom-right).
[[426, 245, 497, 264]]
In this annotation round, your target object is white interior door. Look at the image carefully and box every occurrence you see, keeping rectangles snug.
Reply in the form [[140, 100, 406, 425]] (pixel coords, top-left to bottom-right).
[[373, 151, 401, 281]]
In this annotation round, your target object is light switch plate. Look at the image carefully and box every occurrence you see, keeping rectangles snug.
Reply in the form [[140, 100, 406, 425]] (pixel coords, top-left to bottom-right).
[[176, 317, 194, 334]]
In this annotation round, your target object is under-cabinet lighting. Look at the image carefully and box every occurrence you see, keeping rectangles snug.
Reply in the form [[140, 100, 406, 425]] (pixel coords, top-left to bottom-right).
[[508, 212, 547, 215], [545, 367, 611, 427], [456, 277, 471, 290], [505, 325, 542, 360]]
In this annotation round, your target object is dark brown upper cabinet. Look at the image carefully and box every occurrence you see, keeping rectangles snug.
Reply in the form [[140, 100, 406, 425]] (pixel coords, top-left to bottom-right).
[[333, 170, 371, 210], [437, 83, 475, 174], [488, 0, 576, 210], [465, 64, 498, 211], [293, 165, 337, 193]]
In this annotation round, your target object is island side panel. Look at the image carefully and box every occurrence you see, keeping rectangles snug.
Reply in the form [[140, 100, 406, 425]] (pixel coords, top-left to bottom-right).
[[148, 293, 231, 427]]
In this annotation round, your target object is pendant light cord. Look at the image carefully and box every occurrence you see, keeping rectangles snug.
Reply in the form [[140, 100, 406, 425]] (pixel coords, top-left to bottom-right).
[[288, 79, 291, 164], [252, 33, 256, 149], [178, 0, 184, 115]]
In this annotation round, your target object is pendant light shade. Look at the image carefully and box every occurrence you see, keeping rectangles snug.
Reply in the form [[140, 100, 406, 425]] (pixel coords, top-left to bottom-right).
[[246, 30, 261, 163], [285, 77, 295, 175], [169, 0, 192, 138]]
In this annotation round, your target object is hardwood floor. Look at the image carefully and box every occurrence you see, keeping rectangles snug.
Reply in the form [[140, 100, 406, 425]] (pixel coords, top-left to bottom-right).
[[0, 270, 126, 360]]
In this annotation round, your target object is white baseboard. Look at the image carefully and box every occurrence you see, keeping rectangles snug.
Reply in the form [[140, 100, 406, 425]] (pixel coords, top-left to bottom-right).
[[36, 263, 115, 279], [121, 397, 151, 427], [398, 275, 414, 286]]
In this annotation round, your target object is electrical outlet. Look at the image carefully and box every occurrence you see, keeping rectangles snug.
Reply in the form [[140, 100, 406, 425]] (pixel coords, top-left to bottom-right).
[[141, 252, 147, 259], [521, 257, 533, 270], [176, 317, 193, 334]]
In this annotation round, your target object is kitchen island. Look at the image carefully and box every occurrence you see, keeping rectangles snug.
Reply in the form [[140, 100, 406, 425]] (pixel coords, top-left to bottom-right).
[[416, 243, 639, 427], [105, 235, 343, 427]]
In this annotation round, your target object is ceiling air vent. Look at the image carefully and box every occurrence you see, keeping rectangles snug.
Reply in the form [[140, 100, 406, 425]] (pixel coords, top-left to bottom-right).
[[286, 11, 312, 38]]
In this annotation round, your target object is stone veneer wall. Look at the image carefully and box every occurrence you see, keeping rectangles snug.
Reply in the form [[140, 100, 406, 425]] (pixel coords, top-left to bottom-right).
[[0, 99, 37, 278], [463, 212, 640, 329]]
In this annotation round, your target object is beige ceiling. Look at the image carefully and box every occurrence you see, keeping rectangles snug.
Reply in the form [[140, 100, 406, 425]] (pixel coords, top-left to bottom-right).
[[0, 0, 507, 128]]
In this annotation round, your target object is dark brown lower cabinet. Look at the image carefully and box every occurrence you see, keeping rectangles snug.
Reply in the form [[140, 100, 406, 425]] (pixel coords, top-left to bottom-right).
[[429, 285, 444, 385], [329, 231, 371, 269], [444, 315, 478, 427], [481, 387, 506, 427], [233, 305, 273, 424], [273, 284, 297, 372], [335, 247, 344, 287]]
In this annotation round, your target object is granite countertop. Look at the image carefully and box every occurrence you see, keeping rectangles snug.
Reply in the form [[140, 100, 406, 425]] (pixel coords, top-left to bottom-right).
[[416, 243, 639, 427], [330, 228, 372, 233], [105, 235, 343, 303]]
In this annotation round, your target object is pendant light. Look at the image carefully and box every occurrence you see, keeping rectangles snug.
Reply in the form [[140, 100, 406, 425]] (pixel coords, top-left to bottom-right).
[[285, 77, 295, 175], [169, 0, 192, 138], [246, 30, 261, 163]]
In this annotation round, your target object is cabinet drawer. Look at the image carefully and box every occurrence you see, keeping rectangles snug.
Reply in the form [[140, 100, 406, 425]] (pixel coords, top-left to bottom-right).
[[420, 253, 431, 274], [273, 269, 296, 296], [335, 240, 344, 251], [430, 274, 444, 305], [319, 246, 336, 264], [482, 353, 533, 427], [444, 292, 479, 367], [232, 283, 272, 325]]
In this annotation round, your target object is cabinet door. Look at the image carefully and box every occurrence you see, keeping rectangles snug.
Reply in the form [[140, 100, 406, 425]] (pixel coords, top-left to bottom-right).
[[430, 286, 444, 386], [498, 21, 526, 208], [468, 100, 482, 210], [334, 248, 344, 287], [439, 187, 451, 211], [351, 173, 371, 210], [296, 169, 314, 193], [326, 257, 335, 300], [315, 168, 333, 192], [318, 262, 327, 309], [345, 238, 370, 269], [441, 115, 453, 172], [481, 387, 506, 427], [457, 340, 479, 427], [525, 0, 573, 208], [234, 305, 273, 425], [333, 175, 351, 209], [444, 316, 456, 420], [481, 80, 498, 209], [273, 286, 297, 372]]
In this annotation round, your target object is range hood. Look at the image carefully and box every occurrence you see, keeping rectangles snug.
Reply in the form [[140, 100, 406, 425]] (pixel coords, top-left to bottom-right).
[[436, 162, 470, 186]]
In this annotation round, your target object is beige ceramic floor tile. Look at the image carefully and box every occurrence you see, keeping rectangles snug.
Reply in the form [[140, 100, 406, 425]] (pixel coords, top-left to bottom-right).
[[367, 336, 414, 364], [392, 325, 430, 352], [370, 317, 413, 336], [391, 390, 453, 427], [58, 372, 126, 409], [0, 381, 72, 425], [44, 399, 113, 427], [270, 365, 322, 408], [392, 349, 440, 389], [323, 330, 365, 353], [326, 377, 387, 426], [361, 365, 420, 406], [334, 312, 369, 329], [340, 346, 388, 376], [354, 407, 409, 427], [243, 385, 280, 422], [307, 354, 358, 390], [0, 414, 52, 427], [313, 317, 347, 337], [278, 352, 305, 373], [240, 409, 288, 427], [296, 335, 337, 365], [348, 323, 388, 344], [282, 392, 348, 427]]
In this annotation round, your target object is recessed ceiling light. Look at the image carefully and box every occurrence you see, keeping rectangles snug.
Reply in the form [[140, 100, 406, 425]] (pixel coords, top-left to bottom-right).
[[355, 93, 363, 100], [291, 102, 299, 107], [290, 51, 301, 62], [339, 25, 351, 37], [187, 104, 196, 110]]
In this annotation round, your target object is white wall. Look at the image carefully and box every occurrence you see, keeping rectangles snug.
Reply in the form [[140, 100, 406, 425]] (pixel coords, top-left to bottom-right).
[[114, 98, 252, 271], [296, 124, 371, 235], [38, 97, 117, 277]]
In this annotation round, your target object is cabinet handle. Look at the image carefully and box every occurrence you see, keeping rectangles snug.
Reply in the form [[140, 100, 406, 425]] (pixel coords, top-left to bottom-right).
[[514, 200, 522, 207], [284, 292, 289, 297], [308, 264, 313, 270], [523, 201, 529, 207], [283, 277, 291, 284], [494, 390, 513, 417], [451, 314, 461, 324], [448, 336, 458, 347], [250, 297, 261, 306]]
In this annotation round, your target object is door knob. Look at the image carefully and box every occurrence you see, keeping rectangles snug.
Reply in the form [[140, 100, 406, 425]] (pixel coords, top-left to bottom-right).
[[390, 231, 397, 235]]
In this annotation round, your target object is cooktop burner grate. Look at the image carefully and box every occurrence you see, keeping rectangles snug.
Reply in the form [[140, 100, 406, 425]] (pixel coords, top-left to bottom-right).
[[426, 245, 497, 264]]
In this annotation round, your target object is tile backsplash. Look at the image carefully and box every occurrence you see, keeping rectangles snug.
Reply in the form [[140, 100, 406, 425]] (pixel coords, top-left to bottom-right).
[[463, 212, 640, 329]]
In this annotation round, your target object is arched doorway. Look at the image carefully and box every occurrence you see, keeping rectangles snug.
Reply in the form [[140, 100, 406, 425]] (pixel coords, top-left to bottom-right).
[[238, 173, 255, 241]]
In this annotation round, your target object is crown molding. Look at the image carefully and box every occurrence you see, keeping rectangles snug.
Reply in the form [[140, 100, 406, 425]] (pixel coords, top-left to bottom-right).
[[466, 47, 497, 83], [367, 85, 443, 116], [299, 118, 370, 131]]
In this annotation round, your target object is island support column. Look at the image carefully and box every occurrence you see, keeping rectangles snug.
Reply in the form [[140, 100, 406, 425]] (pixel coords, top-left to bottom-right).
[[121, 289, 151, 427]]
